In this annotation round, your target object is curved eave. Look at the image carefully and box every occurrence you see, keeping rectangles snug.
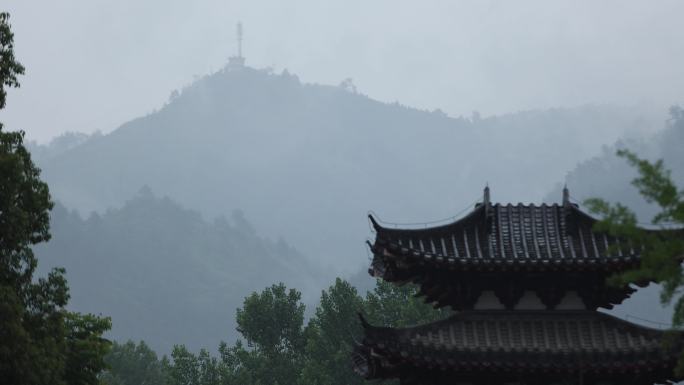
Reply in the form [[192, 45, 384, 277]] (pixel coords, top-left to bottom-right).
[[369, 202, 680, 249], [369, 203, 487, 237], [368, 202, 648, 277], [355, 310, 682, 380]]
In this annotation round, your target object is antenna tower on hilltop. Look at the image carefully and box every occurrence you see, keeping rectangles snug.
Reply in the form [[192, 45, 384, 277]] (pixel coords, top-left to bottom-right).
[[237, 22, 243, 58], [228, 22, 245, 69]]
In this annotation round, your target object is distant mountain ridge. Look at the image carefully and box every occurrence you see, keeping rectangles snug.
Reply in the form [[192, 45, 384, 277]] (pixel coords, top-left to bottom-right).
[[29, 64, 679, 353], [33, 65, 663, 272], [35, 189, 324, 353]]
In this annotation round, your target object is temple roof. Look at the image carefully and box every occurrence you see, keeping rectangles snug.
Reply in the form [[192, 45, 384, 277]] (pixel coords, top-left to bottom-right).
[[353, 310, 681, 381], [369, 188, 643, 278]]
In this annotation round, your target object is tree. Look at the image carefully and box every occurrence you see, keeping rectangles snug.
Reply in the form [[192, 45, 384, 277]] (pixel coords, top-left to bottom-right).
[[97, 278, 456, 385], [0, 12, 24, 110], [0, 11, 65, 384], [164, 345, 228, 385], [100, 340, 167, 385], [217, 340, 262, 385], [0, 12, 111, 385], [298, 278, 451, 385], [364, 279, 451, 328], [234, 283, 306, 385], [63, 313, 113, 385], [300, 278, 365, 385], [585, 147, 684, 370]]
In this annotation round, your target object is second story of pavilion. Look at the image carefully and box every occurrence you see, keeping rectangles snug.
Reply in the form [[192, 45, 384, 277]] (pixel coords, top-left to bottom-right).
[[367, 187, 651, 311]]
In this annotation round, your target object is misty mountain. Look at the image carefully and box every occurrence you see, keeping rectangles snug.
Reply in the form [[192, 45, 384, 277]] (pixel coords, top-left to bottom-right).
[[33, 65, 663, 273], [27, 131, 90, 162], [545, 106, 684, 221], [34, 188, 325, 354]]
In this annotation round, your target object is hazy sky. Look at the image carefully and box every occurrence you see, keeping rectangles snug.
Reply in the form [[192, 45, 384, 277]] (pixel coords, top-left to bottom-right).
[[2, 0, 684, 143]]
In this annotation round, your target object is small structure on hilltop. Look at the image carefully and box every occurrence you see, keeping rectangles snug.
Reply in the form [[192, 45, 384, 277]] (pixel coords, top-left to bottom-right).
[[353, 186, 682, 385], [228, 22, 245, 69]]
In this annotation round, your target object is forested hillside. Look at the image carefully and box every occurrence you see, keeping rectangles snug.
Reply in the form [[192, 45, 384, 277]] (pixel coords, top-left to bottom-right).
[[34, 189, 325, 353], [31, 65, 662, 273], [27, 65, 672, 351]]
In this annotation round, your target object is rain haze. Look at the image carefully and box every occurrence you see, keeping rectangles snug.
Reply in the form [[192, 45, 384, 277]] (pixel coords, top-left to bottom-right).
[[1, 2, 683, 384], [3, 1, 684, 141]]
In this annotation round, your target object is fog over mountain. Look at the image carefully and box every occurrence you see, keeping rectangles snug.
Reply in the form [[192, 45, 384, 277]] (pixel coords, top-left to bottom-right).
[[34, 189, 325, 354], [545, 106, 684, 220], [25, 63, 682, 353], [31, 65, 666, 274], [5, 1, 684, 142]]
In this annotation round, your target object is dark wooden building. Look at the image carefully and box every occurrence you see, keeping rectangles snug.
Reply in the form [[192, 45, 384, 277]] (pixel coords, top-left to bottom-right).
[[353, 187, 681, 385]]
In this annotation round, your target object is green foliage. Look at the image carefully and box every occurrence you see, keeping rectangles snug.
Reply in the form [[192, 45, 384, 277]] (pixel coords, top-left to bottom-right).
[[585, 149, 684, 372], [123, 284, 309, 385], [165, 345, 228, 385], [0, 281, 66, 385], [616, 149, 684, 225], [235, 283, 306, 385], [585, 149, 684, 302], [100, 341, 167, 385], [0, 12, 67, 383], [364, 279, 451, 328], [103, 278, 448, 385], [0, 127, 52, 286], [63, 313, 112, 385], [0, 12, 112, 384], [217, 340, 265, 385], [237, 283, 306, 356], [0, 12, 24, 110], [300, 278, 365, 385]]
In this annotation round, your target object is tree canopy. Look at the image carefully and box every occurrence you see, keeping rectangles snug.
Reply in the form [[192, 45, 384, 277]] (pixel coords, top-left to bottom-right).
[[100, 277, 450, 385], [0, 12, 111, 385], [586, 148, 684, 371], [0, 12, 24, 110]]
